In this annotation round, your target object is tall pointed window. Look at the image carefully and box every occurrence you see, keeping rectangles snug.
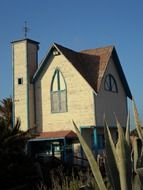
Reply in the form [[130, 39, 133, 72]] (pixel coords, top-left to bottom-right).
[[104, 74, 118, 93], [51, 69, 67, 113]]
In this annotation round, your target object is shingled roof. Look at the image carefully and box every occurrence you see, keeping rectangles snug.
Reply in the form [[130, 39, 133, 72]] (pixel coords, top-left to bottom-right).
[[33, 43, 132, 99], [55, 44, 113, 93]]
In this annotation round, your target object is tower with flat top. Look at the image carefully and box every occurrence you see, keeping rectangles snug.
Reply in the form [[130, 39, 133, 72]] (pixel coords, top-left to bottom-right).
[[12, 39, 39, 130]]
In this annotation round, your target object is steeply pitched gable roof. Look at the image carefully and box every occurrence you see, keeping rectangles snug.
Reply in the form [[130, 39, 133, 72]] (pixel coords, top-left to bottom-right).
[[55, 44, 113, 94], [33, 43, 132, 99]]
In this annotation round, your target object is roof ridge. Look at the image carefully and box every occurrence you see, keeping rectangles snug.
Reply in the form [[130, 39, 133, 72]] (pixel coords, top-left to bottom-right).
[[54, 43, 114, 54], [80, 45, 114, 53], [54, 43, 78, 54]]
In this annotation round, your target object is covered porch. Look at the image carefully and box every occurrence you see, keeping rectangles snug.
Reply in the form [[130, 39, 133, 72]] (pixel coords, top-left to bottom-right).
[[28, 130, 78, 164]]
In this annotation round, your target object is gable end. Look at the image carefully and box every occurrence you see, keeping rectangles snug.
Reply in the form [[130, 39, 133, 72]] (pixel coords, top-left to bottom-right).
[[32, 43, 132, 99], [111, 48, 132, 99]]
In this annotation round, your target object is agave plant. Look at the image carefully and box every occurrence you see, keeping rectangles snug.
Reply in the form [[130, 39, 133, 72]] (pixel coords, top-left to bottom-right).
[[73, 99, 143, 190]]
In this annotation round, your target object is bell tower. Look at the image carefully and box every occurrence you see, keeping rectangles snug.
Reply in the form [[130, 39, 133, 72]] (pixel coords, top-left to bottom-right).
[[12, 39, 39, 131]]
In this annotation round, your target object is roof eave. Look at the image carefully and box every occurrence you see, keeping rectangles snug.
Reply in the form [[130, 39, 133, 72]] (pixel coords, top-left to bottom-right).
[[112, 48, 132, 99], [96, 46, 114, 93], [33, 43, 55, 82]]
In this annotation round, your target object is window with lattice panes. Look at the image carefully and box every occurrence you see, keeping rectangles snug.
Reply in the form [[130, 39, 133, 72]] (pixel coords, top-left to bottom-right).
[[51, 69, 67, 113], [104, 74, 118, 93]]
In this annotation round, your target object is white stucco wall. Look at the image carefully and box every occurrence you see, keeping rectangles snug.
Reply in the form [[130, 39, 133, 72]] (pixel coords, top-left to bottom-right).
[[95, 58, 128, 127]]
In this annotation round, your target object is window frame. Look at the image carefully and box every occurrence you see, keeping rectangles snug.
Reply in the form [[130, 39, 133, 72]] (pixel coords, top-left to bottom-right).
[[104, 74, 118, 93], [50, 69, 67, 113], [18, 77, 23, 85]]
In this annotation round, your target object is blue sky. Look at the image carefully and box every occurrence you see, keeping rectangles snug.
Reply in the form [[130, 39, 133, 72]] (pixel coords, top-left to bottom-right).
[[0, 0, 143, 127]]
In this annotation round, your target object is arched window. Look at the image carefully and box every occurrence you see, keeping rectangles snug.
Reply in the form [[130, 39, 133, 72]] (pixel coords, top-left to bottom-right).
[[51, 69, 67, 113], [104, 74, 118, 93]]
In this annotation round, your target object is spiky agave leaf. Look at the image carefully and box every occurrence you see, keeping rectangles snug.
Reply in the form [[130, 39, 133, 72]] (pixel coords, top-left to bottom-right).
[[73, 121, 107, 190], [132, 98, 143, 139], [132, 172, 142, 190], [133, 138, 143, 171], [103, 176, 113, 190], [116, 118, 132, 190], [125, 112, 131, 147], [136, 168, 143, 188], [104, 121, 120, 190]]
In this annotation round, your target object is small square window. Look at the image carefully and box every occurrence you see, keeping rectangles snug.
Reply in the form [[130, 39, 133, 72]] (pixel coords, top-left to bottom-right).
[[18, 78, 23, 85]]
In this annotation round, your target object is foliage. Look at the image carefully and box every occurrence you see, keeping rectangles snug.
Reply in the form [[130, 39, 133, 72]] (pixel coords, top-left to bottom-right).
[[73, 99, 143, 190], [0, 98, 41, 189], [0, 97, 12, 128], [0, 118, 34, 163], [51, 168, 97, 190]]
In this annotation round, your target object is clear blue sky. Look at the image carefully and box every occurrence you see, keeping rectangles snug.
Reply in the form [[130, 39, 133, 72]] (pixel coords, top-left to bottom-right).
[[0, 0, 143, 127]]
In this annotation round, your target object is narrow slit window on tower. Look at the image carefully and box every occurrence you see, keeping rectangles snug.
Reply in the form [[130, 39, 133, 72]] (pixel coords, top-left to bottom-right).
[[18, 78, 23, 85]]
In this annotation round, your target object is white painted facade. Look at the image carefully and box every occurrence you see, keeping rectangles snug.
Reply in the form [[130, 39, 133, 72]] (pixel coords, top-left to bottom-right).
[[95, 58, 128, 127]]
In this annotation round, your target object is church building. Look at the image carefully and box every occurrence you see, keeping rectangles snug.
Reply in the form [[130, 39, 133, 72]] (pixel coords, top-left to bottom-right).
[[12, 38, 132, 164]]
